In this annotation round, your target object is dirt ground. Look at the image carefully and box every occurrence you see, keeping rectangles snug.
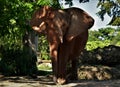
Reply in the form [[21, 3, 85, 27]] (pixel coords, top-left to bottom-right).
[[0, 75, 120, 87]]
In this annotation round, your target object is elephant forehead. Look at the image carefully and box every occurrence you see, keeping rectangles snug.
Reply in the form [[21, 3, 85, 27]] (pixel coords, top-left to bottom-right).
[[30, 18, 43, 27], [58, 9, 66, 14], [33, 7, 46, 19], [37, 11, 45, 19]]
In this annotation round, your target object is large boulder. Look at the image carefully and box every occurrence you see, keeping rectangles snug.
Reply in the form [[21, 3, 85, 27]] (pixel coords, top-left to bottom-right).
[[77, 45, 120, 80], [77, 65, 120, 80], [79, 45, 120, 66]]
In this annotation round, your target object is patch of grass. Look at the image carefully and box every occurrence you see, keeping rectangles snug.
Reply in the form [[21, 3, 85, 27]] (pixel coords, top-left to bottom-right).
[[37, 63, 52, 71]]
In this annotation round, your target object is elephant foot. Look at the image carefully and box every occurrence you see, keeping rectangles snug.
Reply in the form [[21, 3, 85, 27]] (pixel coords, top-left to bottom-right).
[[57, 78, 66, 85]]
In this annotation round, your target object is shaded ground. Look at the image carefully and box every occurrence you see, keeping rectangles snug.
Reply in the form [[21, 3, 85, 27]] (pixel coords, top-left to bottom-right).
[[0, 75, 120, 87]]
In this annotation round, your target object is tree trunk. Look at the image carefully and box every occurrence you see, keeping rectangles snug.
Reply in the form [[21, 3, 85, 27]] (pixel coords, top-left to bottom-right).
[[22, 30, 38, 76]]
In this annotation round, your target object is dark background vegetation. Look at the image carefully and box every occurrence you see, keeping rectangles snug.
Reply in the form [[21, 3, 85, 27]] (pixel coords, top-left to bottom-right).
[[0, 0, 120, 76]]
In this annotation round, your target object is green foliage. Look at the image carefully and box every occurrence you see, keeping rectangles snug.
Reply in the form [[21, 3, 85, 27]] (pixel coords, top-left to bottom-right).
[[38, 63, 52, 71], [37, 0, 51, 6], [88, 27, 116, 41], [109, 17, 120, 26], [87, 27, 120, 50], [38, 35, 50, 60], [86, 40, 110, 50], [97, 0, 120, 26], [0, 0, 55, 48], [111, 27, 120, 45], [0, 47, 37, 75], [0, 0, 33, 75], [0, 0, 62, 75], [0, 0, 33, 48], [0, 0, 55, 75]]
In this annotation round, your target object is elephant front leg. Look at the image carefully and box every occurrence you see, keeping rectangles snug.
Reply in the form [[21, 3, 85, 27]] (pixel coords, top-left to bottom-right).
[[57, 43, 70, 85], [50, 44, 67, 85], [49, 43, 59, 83], [57, 56, 67, 84]]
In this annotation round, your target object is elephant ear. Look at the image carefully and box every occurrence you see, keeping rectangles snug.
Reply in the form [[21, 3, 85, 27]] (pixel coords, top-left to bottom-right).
[[65, 8, 94, 41], [65, 14, 86, 41]]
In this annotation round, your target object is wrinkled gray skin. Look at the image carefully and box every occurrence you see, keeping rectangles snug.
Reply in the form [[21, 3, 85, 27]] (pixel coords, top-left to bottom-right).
[[30, 6, 94, 85]]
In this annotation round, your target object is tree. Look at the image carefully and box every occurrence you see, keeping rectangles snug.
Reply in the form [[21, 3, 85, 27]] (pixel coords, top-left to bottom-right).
[[97, 0, 120, 26], [89, 27, 117, 41], [87, 27, 120, 50], [0, 0, 53, 75]]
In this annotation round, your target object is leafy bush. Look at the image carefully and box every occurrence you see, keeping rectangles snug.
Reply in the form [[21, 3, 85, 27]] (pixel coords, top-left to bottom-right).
[[0, 46, 38, 76], [0, 0, 52, 76], [87, 27, 120, 50], [86, 40, 110, 50], [38, 35, 50, 60]]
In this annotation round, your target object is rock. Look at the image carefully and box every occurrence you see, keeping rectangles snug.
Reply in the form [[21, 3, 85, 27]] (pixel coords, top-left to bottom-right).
[[77, 65, 120, 80], [79, 45, 120, 66], [77, 45, 120, 80]]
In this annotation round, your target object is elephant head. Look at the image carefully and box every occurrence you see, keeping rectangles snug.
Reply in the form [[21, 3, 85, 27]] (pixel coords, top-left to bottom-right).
[[30, 6, 50, 33], [30, 6, 94, 43]]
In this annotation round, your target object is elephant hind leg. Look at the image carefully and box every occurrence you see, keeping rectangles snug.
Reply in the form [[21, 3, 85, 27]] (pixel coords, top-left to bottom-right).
[[71, 58, 78, 80], [67, 57, 78, 81]]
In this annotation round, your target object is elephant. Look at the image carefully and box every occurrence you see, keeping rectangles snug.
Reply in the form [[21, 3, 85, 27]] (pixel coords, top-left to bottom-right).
[[30, 6, 94, 84]]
